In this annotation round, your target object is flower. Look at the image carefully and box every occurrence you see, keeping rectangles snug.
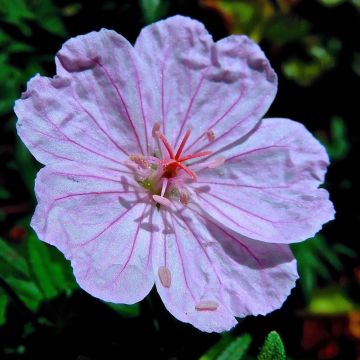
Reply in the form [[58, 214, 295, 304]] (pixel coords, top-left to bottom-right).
[[14, 15, 334, 332]]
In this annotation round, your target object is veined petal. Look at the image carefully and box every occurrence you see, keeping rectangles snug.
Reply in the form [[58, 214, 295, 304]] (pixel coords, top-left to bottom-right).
[[32, 162, 155, 303], [135, 15, 277, 154], [152, 204, 297, 332], [15, 29, 150, 166], [194, 118, 335, 244]]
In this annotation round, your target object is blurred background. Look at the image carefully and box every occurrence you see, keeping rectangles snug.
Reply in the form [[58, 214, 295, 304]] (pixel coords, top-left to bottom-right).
[[0, 0, 359, 359]]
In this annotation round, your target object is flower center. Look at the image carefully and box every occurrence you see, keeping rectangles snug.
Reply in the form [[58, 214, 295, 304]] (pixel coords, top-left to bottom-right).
[[157, 129, 212, 181], [129, 126, 219, 208]]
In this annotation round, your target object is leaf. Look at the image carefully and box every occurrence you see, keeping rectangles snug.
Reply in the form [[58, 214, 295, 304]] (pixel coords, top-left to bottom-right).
[[27, 232, 77, 299], [258, 331, 286, 360], [6, 277, 44, 311], [0, 292, 9, 326], [200, 334, 251, 360], [27, 233, 59, 300], [200, 335, 233, 360], [139, 0, 168, 24], [308, 287, 356, 315], [0, 188, 10, 199], [106, 303, 140, 318], [217, 334, 252, 360], [319, 116, 349, 161], [14, 138, 38, 195], [292, 235, 351, 302], [0, 237, 30, 277], [265, 15, 310, 45]]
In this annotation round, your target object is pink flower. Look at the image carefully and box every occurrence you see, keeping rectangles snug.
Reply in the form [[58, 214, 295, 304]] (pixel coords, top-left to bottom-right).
[[15, 16, 334, 332]]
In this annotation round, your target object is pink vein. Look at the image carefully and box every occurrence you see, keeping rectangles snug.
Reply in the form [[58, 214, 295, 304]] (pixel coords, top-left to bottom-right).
[[185, 93, 266, 154], [111, 204, 149, 285], [173, 66, 210, 149], [176, 211, 223, 286], [226, 145, 288, 162], [196, 193, 265, 239], [205, 191, 280, 224], [93, 60, 144, 154], [71, 81, 129, 156], [33, 101, 124, 165], [127, 48, 149, 154], [188, 206, 273, 296], [169, 212, 197, 302], [43, 190, 137, 234], [184, 86, 246, 152]]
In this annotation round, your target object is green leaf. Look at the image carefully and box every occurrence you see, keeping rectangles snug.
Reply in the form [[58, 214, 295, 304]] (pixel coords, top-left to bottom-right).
[[265, 16, 310, 45], [0, 187, 10, 199], [106, 303, 140, 317], [308, 287, 357, 315], [0, 237, 30, 277], [139, 0, 168, 24], [27, 233, 59, 300], [217, 334, 252, 360], [6, 277, 44, 311], [292, 234, 351, 302], [319, 116, 349, 161], [258, 331, 286, 360], [200, 335, 234, 360], [0, 292, 9, 326], [200, 334, 251, 360], [14, 138, 38, 195]]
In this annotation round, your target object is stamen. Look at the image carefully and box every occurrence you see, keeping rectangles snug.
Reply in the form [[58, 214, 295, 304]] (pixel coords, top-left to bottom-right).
[[129, 154, 150, 168], [178, 151, 212, 162], [158, 266, 171, 288], [177, 162, 197, 180], [207, 157, 225, 169], [152, 122, 161, 138], [153, 195, 172, 208], [161, 178, 169, 197], [205, 129, 215, 142], [175, 129, 192, 160], [157, 131, 175, 159], [179, 190, 189, 205], [195, 300, 219, 311]]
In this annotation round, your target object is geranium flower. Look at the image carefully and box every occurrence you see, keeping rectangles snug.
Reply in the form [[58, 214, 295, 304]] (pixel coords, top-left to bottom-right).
[[15, 16, 334, 332]]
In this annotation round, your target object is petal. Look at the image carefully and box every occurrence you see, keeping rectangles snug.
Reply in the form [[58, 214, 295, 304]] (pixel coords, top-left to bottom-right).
[[152, 204, 297, 333], [32, 162, 155, 303], [15, 29, 150, 166], [194, 118, 335, 243], [135, 15, 277, 154]]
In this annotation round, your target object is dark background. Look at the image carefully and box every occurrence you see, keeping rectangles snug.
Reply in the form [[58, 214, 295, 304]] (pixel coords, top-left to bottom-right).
[[0, 0, 359, 359]]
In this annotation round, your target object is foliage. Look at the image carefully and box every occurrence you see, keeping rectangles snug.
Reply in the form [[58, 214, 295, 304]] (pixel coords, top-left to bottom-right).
[[292, 235, 356, 302], [0, 0, 358, 358], [258, 331, 286, 360]]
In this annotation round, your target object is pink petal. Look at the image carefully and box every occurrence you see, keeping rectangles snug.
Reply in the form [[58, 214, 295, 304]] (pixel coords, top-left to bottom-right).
[[31, 161, 155, 303], [153, 204, 298, 333], [15, 29, 150, 166], [194, 118, 335, 243], [135, 15, 277, 154]]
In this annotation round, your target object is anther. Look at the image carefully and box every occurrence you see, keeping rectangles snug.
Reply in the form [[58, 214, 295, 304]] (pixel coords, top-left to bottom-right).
[[129, 155, 150, 168], [207, 157, 225, 169], [205, 129, 215, 142], [195, 300, 219, 311], [153, 195, 172, 208], [179, 190, 189, 205], [158, 266, 171, 288], [152, 122, 161, 138]]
